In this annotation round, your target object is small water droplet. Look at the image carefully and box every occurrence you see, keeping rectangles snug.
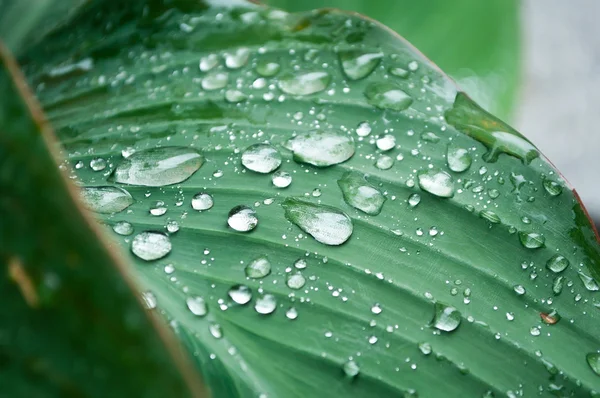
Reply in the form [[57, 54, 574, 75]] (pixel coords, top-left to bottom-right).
[[546, 254, 569, 273], [375, 155, 394, 170], [578, 270, 600, 291], [286, 273, 306, 290], [150, 201, 167, 216], [256, 60, 280, 77], [245, 256, 271, 279], [356, 121, 372, 137], [199, 54, 219, 72], [552, 276, 565, 295], [191, 192, 214, 211], [446, 144, 472, 173], [376, 134, 396, 151], [343, 360, 360, 378], [131, 232, 172, 261], [202, 72, 228, 90], [272, 170, 292, 188], [286, 307, 298, 320], [408, 61, 419, 71], [418, 342, 432, 355], [166, 220, 180, 233], [407, 193, 421, 207], [294, 258, 307, 269], [389, 66, 409, 78], [282, 198, 353, 245], [209, 323, 223, 339], [543, 179, 563, 196], [224, 47, 249, 69], [540, 309, 560, 325], [530, 327, 541, 336], [141, 291, 157, 309], [364, 83, 412, 111], [431, 303, 461, 332], [225, 89, 247, 103], [337, 171, 386, 215], [518, 232, 545, 249], [241, 143, 282, 173], [371, 303, 382, 315], [80, 186, 134, 214], [113, 221, 134, 236], [90, 158, 107, 171], [228, 285, 252, 305], [338, 50, 383, 80], [255, 294, 277, 315], [228, 205, 258, 232], [418, 169, 455, 198], [278, 72, 331, 96], [283, 130, 354, 167], [186, 296, 208, 316], [110, 147, 203, 187], [586, 353, 600, 376], [514, 285, 526, 295]]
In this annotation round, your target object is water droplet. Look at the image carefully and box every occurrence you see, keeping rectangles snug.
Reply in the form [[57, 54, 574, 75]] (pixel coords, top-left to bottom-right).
[[375, 155, 394, 170], [578, 270, 600, 291], [224, 47, 249, 69], [241, 143, 282, 173], [245, 256, 271, 279], [343, 360, 360, 378], [518, 232, 545, 249], [150, 201, 167, 216], [166, 220, 180, 233], [446, 144, 472, 173], [418, 169, 455, 198], [371, 303, 382, 315], [586, 353, 600, 376], [228, 284, 252, 305], [225, 89, 247, 103], [228, 205, 258, 232], [546, 254, 569, 273], [80, 186, 134, 214], [110, 147, 203, 187], [90, 158, 107, 171], [337, 171, 386, 215], [389, 66, 409, 78], [376, 134, 396, 151], [286, 307, 298, 320], [514, 285, 526, 295], [113, 221, 133, 236], [407, 193, 421, 207], [191, 192, 214, 211], [278, 72, 330, 96], [364, 83, 413, 111], [209, 323, 223, 339], [186, 296, 208, 316], [255, 294, 277, 315], [202, 72, 228, 90], [131, 232, 172, 261], [141, 291, 157, 309], [530, 327, 541, 336], [356, 121, 372, 137], [446, 93, 538, 164], [294, 258, 307, 269], [286, 273, 306, 290], [480, 210, 501, 224], [418, 342, 432, 355], [421, 132, 440, 143], [199, 53, 219, 72], [272, 170, 292, 188], [338, 50, 383, 80], [408, 61, 419, 71], [256, 60, 280, 77], [431, 303, 461, 332], [543, 179, 563, 196], [283, 130, 354, 167], [552, 276, 565, 295], [282, 198, 353, 245], [368, 336, 378, 345]]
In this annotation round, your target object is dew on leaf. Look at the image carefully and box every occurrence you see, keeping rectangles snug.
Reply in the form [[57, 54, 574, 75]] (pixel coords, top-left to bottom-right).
[[186, 296, 208, 316], [364, 83, 413, 111], [191, 192, 214, 211], [286, 273, 306, 290], [278, 72, 331, 96], [113, 221, 134, 236], [131, 232, 172, 261], [338, 50, 383, 80], [110, 147, 203, 187], [586, 353, 600, 376], [199, 53, 219, 71], [343, 360, 360, 378], [141, 291, 157, 310], [202, 72, 228, 90], [224, 47, 249, 69], [375, 155, 394, 170], [283, 130, 355, 167], [228, 205, 258, 232], [241, 143, 282, 173], [446, 143, 472, 173], [408, 193, 421, 207], [286, 307, 298, 320], [225, 89, 247, 103], [376, 134, 396, 151], [150, 201, 167, 216], [272, 170, 292, 188], [480, 210, 501, 224], [431, 303, 461, 332], [209, 323, 223, 339], [356, 121, 372, 137], [546, 254, 569, 273], [418, 169, 455, 198], [256, 60, 280, 77], [418, 342, 432, 355], [166, 220, 180, 233], [540, 310, 560, 325], [543, 179, 563, 196], [578, 270, 600, 291], [80, 186, 134, 214], [337, 171, 386, 215], [255, 294, 277, 315], [228, 284, 252, 305], [245, 256, 272, 279], [518, 232, 545, 249], [552, 276, 565, 295], [90, 158, 107, 171], [282, 198, 353, 245], [294, 258, 307, 269], [389, 66, 409, 78]]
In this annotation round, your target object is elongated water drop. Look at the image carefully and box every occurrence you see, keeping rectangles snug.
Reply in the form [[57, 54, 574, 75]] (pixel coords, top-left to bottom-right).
[[446, 144, 472, 173], [228, 205, 258, 232], [282, 198, 353, 245], [228, 285, 252, 305], [80, 186, 134, 214], [408, 193, 421, 207], [587, 353, 600, 376], [338, 50, 383, 80], [480, 210, 501, 224], [141, 291, 157, 310], [110, 147, 203, 187], [191, 192, 214, 211], [553, 276, 565, 295], [364, 83, 412, 111], [389, 66, 409, 78], [225, 89, 247, 103], [546, 254, 569, 273], [337, 171, 386, 215], [431, 303, 461, 332], [578, 270, 600, 291], [241, 143, 281, 173], [131, 232, 172, 261], [283, 130, 354, 167], [418, 169, 455, 198], [518, 232, 545, 249], [245, 256, 271, 279], [186, 296, 208, 316], [255, 294, 277, 314], [278, 72, 330, 96]]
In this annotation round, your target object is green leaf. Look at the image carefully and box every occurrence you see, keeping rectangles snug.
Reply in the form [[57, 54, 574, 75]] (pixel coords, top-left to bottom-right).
[[0, 44, 204, 397], [16, 0, 600, 396], [267, 0, 520, 120]]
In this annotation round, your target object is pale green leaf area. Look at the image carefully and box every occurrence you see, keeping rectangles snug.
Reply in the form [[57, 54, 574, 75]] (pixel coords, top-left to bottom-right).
[[9, 0, 600, 396]]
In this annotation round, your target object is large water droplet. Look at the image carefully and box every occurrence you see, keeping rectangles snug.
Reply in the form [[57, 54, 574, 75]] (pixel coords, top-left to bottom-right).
[[272, 170, 292, 188], [587, 353, 600, 376], [241, 143, 281, 173], [186, 296, 208, 316], [255, 294, 277, 314], [80, 186, 134, 214], [282, 198, 353, 246], [446, 144, 472, 173], [278, 72, 330, 96], [228, 205, 258, 232], [191, 192, 214, 211], [228, 284, 252, 305], [431, 303, 461, 332], [283, 130, 354, 167], [110, 147, 203, 187], [418, 170, 455, 198], [337, 171, 386, 215], [446, 92, 538, 164], [338, 50, 383, 80], [546, 254, 569, 273], [518, 232, 545, 249], [131, 232, 172, 261], [364, 83, 413, 111], [245, 256, 271, 279], [343, 360, 360, 378]]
